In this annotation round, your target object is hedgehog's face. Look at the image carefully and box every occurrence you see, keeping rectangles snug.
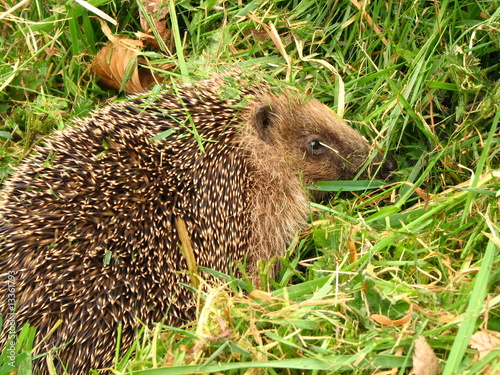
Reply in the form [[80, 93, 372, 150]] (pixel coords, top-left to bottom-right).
[[252, 94, 395, 194]]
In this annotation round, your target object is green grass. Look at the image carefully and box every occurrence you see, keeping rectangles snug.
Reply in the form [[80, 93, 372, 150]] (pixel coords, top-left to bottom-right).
[[1, 0, 499, 374]]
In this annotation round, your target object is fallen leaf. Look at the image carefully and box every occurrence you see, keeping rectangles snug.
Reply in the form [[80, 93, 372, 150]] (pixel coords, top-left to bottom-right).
[[470, 330, 500, 359], [412, 335, 441, 375], [98, 19, 144, 48], [91, 41, 156, 93], [371, 305, 413, 326], [469, 329, 500, 375], [139, 0, 169, 33], [138, 0, 172, 50], [91, 19, 160, 93]]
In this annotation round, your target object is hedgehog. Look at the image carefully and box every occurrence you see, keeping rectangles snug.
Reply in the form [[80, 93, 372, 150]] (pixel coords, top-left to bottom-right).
[[0, 76, 394, 374]]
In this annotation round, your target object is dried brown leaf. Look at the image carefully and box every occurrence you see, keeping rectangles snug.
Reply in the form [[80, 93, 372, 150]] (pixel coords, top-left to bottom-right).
[[470, 330, 500, 358], [175, 217, 199, 289], [469, 330, 500, 375], [347, 240, 357, 263], [91, 19, 159, 93], [139, 0, 169, 33], [142, 20, 171, 50], [412, 336, 442, 375], [138, 0, 172, 50], [98, 19, 143, 48], [371, 305, 413, 326], [91, 41, 156, 94]]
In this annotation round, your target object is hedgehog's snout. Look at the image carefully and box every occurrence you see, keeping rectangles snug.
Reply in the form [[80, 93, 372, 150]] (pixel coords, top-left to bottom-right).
[[371, 154, 397, 180]]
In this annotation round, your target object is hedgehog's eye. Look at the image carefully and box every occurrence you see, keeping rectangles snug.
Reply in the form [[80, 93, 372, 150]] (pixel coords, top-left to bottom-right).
[[308, 140, 327, 155], [309, 140, 323, 150]]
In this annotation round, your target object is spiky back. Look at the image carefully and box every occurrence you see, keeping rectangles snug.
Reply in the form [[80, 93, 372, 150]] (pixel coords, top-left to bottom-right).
[[0, 85, 255, 373], [0, 76, 378, 374]]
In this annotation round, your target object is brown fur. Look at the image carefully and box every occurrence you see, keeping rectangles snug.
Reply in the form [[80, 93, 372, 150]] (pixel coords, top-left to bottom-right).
[[0, 78, 392, 374], [241, 93, 374, 275]]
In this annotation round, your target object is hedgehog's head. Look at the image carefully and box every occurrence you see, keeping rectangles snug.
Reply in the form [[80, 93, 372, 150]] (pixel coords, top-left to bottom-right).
[[248, 92, 395, 196]]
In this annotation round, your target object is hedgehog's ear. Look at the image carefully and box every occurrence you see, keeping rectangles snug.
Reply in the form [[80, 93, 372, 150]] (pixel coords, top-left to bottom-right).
[[254, 105, 274, 143]]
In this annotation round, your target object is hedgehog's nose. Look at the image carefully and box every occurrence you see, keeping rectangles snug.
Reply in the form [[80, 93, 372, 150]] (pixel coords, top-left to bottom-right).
[[372, 154, 397, 180]]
